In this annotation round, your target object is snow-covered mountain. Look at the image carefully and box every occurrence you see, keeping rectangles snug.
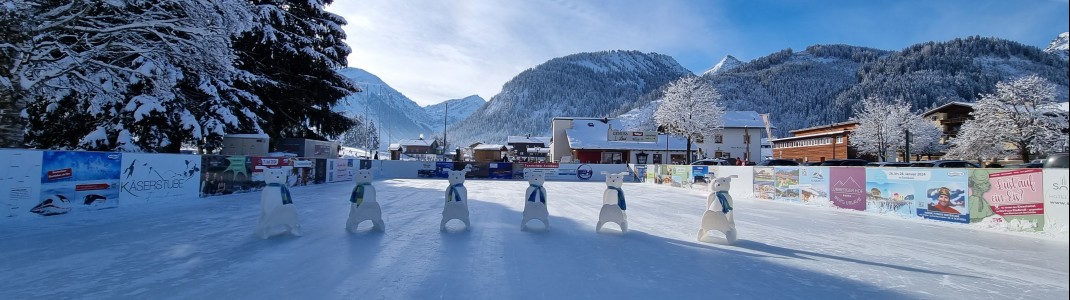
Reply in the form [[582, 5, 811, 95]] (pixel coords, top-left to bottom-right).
[[1045, 32, 1069, 61], [702, 55, 742, 76], [423, 95, 486, 128], [622, 37, 1069, 137], [446, 50, 691, 147], [334, 67, 436, 149]]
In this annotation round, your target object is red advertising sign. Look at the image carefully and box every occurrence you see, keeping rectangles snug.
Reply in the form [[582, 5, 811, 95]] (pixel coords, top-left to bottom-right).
[[524, 163, 559, 168], [75, 183, 111, 191], [46, 168, 73, 181]]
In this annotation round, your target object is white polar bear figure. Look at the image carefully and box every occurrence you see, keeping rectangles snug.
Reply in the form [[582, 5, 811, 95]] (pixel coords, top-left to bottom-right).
[[698, 175, 738, 243], [346, 169, 385, 232], [255, 167, 301, 239], [440, 170, 470, 231], [521, 172, 549, 231], [596, 172, 628, 233]]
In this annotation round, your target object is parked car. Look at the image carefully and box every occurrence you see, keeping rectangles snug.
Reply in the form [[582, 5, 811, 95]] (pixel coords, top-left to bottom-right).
[[1005, 162, 1043, 168], [1044, 152, 1069, 168], [756, 159, 799, 166], [866, 162, 911, 167], [819, 159, 868, 166], [908, 160, 980, 168], [691, 159, 732, 166], [800, 161, 823, 166]]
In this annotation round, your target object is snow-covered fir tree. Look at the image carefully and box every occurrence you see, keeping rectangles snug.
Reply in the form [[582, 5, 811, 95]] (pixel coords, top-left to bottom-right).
[[849, 96, 935, 162], [232, 0, 359, 144], [4, 0, 260, 152], [946, 75, 1069, 162], [653, 76, 725, 163], [337, 116, 380, 154]]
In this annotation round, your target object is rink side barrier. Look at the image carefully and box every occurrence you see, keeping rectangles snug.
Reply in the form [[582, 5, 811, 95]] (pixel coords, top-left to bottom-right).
[[2, 148, 1066, 237], [636, 164, 1067, 236]]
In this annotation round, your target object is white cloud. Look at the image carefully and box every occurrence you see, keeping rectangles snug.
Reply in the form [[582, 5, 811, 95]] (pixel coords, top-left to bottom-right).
[[327, 0, 725, 106]]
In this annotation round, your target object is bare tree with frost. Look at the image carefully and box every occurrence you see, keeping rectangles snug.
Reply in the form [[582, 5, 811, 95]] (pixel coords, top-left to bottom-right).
[[653, 76, 725, 164]]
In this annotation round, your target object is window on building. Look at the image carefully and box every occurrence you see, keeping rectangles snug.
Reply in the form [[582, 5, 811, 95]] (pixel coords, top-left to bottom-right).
[[836, 136, 843, 144], [715, 134, 723, 144], [652, 154, 663, 164]]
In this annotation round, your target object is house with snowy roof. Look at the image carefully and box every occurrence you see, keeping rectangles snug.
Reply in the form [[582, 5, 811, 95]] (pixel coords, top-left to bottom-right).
[[695, 111, 775, 163], [506, 135, 551, 162], [549, 117, 696, 164], [388, 137, 439, 161]]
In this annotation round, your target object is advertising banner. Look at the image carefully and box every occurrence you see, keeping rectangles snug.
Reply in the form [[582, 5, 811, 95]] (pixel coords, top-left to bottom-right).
[[829, 167, 866, 211], [200, 155, 253, 196], [119, 153, 201, 204], [798, 167, 830, 206], [691, 166, 711, 185], [667, 165, 692, 186], [522, 162, 559, 180], [327, 159, 353, 183], [1043, 169, 1069, 236], [250, 157, 292, 183], [774, 167, 801, 202], [608, 130, 658, 142], [488, 163, 513, 179], [970, 169, 1045, 231], [634, 165, 649, 183], [753, 167, 774, 200], [289, 158, 318, 187], [1, 150, 43, 217], [37, 151, 122, 216], [864, 168, 969, 222]]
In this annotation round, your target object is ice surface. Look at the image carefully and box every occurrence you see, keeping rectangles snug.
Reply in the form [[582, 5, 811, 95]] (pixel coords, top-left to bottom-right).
[[0, 180, 1066, 299]]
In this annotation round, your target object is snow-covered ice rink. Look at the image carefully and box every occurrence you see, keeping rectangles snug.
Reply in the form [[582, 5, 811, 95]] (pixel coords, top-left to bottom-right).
[[1, 179, 1067, 299]]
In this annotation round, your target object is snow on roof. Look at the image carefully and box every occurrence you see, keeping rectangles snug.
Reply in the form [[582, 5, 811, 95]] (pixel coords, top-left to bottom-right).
[[506, 136, 551, 145], [473, 144, 505, 150], [396, 139, 434, 147], [788, 121, 858, 134], [723, 111, 767, 128], [564, 118, 695, 150], [224, 133, 270, 139], [388, 143, 401, 151], [921, 101, 975, 116]]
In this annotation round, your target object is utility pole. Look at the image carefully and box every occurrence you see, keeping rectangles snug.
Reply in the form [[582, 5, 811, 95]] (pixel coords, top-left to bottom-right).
[[442, 100, 448, 160]]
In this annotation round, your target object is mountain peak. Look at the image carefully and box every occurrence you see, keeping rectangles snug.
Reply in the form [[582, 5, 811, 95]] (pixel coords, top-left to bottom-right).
[[702, 55, 742, 76], [424, 95, 487, 127], [1045, 32, 1069, 61]]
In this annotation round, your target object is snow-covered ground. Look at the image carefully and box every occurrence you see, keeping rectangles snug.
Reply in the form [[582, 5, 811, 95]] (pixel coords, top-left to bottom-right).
[[1, 180, 1066, 299]]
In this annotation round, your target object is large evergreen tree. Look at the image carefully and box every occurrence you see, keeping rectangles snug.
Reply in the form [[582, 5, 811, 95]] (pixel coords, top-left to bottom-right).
[[232, 0, 359, 146], [4, 0, 260, 152]]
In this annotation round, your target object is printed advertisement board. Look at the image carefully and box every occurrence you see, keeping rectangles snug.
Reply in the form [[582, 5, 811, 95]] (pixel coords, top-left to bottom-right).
[[200, 155, 252, 196], [798, 167, 830, 206], [829, 167, 866, 211], [753, 167, 774, 200], [1043, 169, 1069, 236], [864, 168, 969, 222], [970, 169, 1045, 231], [327, 159, 353, 183], [774, 167, 801, 202], [119, 153, 201, 204], [37, 151, 122, 216]]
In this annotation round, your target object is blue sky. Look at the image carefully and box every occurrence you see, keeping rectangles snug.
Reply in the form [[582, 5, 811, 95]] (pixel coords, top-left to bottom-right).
[[328, 0, 1069, 106]]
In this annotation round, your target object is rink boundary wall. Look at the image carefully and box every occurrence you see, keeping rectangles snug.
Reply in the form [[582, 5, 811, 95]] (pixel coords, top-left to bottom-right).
[[2, 150, 1066, 237]]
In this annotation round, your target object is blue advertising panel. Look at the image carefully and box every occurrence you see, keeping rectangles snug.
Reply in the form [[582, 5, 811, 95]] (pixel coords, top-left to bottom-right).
[[37, 151, 122, 216], [866, 168, 969, 222]]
